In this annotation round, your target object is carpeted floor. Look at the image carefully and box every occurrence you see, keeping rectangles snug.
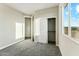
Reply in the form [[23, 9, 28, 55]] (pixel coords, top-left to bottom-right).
[[0, 39, 61, 56]]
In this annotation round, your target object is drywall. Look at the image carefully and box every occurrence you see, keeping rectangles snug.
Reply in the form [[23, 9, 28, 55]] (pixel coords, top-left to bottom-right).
[[25, 18, 31, 38], [59, 4, 79, 56], [34, 6, 59, 44], [0, 4, 25, 49], [60, 35, 79, 56]]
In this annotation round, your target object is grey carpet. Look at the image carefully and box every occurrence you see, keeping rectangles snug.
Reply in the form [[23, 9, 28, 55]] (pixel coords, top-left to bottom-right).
[[0, 39, 61, 56]]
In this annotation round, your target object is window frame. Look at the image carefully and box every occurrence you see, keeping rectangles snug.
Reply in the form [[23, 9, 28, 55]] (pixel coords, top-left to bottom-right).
[[63, 3, 79, 41], [63, 3, 71, 36]]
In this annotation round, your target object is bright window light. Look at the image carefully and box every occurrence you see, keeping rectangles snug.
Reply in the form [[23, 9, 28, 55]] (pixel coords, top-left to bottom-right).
[[16, 23, 23, 39]]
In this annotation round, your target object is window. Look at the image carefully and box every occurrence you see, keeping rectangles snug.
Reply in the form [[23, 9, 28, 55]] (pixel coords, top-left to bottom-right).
[[71, 3, 79, 39], [63, 3, 79, 40], [64, 3, 69, 35], [16, 23, 23, 39]]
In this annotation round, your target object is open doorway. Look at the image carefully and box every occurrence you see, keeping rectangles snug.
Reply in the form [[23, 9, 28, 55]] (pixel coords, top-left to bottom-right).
[[25, 18, 31, 39], [48, 18, 56, 44]]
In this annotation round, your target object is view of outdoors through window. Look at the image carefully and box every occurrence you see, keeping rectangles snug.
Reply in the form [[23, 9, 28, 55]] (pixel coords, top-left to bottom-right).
[[71, 3, 79, 39], [64, 3, 69, 35], [64, 3, 79, 40]]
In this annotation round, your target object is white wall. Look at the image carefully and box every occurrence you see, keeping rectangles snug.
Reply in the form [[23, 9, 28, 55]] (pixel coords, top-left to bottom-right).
[[34, 18, 40, 42], [34, 6, 59, 44], [59, 4, 79, 56], [0, 4, 25, 49], [60, 35, 79, 56]]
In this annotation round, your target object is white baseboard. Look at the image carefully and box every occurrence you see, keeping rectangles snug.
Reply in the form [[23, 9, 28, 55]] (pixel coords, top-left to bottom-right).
[[0, 38, 24, 50], [56, 44, 59, 46], [58, 44, 63, 56]]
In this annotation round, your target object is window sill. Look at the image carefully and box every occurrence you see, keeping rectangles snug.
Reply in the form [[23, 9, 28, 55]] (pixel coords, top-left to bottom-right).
[[63, 34, 79, 46]]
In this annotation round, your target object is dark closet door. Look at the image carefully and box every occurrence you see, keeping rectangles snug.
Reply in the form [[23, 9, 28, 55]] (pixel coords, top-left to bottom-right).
[[48, 18, 56, 43]]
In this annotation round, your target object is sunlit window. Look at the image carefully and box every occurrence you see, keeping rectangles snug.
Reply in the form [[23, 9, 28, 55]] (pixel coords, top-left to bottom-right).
[[16, 23, 23, 39], [64, 3, 69, 35], [63, 3, 79, 40], [71, 3, 79, 39]]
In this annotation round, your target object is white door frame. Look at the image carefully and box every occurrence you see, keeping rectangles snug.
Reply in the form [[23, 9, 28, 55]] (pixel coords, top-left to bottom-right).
[[31, 16, 34, 41]]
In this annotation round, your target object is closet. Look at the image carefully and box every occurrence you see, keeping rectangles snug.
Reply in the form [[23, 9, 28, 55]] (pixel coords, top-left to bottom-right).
[[48, 18, 56, 44]]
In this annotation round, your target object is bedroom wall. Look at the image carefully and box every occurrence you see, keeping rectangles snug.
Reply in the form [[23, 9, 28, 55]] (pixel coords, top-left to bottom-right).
[[34, 6, 59, 44], [0, 4, 25, 49], [59, 4, 79, 56]]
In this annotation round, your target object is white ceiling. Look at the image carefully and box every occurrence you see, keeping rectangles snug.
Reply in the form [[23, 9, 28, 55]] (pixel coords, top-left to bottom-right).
[[6, 3, 59, 15]]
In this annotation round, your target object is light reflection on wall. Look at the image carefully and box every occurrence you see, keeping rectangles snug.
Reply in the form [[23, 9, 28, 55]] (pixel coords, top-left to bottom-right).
[[34, 18, 40, 36], [16, 22, 24, 39]]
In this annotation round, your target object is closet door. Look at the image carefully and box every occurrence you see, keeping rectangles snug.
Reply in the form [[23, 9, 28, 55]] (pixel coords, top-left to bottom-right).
[[40, 18, 48, 43]]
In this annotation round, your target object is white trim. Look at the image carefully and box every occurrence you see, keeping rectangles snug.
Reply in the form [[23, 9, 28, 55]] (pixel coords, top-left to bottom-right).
[[61, 4, 64, 35], [68, 4, 71, 37], [62, 3, 71, 36], [59, 43, 63, 55], [58, 4, 63, 47], [24, 16, 31, 18], [31, 16, 34, 41], [31, 16, 32, 41], [56, 44, 59, 46], [0, 38, 24, 50], [55, 17, 58, 46], [46, 18, 48, 44]]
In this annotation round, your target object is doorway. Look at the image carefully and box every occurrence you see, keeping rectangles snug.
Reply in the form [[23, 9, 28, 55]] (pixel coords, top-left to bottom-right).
[[25, 18, 31, 39], [48, 18, 56, 44]]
